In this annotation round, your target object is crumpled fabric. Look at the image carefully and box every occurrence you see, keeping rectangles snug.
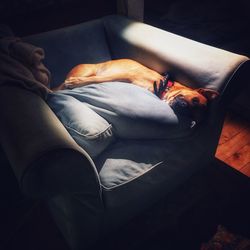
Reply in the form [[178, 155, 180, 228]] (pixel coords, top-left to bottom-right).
[[0, 34, 52, 99]]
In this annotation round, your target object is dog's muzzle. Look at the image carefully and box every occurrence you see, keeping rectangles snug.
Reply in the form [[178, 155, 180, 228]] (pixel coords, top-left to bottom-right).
[[170, 96, 190, 115]]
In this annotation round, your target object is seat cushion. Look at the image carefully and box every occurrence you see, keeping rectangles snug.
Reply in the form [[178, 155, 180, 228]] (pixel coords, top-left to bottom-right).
[[94, 138, 203, 229], [47, 92, 115, 158], [60, 82, 196, 139]]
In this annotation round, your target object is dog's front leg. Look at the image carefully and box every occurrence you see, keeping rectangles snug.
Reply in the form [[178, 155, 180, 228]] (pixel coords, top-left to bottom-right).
[[64, 75, 123, 89], [64, 76, 89, 87]]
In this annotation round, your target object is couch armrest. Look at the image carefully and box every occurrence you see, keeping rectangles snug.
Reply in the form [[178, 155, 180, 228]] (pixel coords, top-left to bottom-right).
[[103, 15, 249, 92], [0, 86, 101, 198]]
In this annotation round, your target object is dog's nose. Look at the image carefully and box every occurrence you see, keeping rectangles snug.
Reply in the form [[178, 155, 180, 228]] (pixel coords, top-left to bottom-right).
[[173, 96, 188, 108], [192, 97, 200, 105], [178, 99, 188, 108], [170, 96, 189, 115]]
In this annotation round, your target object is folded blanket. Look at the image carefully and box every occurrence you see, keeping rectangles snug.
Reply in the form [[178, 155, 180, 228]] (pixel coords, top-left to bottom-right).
[[0, 35, 51, 99]]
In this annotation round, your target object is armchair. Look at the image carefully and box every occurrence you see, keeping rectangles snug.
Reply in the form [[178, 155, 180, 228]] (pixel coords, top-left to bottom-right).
[[0, 15, 249, 250]]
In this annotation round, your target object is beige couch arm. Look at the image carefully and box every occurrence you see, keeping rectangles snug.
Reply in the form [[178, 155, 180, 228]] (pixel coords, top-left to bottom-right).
[[0, 86, 101, 198]]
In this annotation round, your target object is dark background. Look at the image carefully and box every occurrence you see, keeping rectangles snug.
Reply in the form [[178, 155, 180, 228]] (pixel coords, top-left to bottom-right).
[[1, 0, 250, 54], [0, 1, 249, 249], [0, 0, 117, 36]]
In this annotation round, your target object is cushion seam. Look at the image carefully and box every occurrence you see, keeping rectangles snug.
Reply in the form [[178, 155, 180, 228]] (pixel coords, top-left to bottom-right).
[[65, 124, 113, 139], [100, 161, 164, 191]]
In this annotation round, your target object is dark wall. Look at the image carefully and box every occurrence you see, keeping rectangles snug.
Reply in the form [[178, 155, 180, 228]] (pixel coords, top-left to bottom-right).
[[0, 0, 116, 36], [145, 0, 250, 56], [144, 0, 250, 117]]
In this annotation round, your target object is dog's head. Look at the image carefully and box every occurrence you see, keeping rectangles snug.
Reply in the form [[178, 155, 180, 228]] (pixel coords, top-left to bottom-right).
[[162, 85, 219, 122]]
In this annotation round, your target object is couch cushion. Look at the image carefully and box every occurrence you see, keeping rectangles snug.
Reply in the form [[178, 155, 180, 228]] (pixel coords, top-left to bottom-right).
[[47, 92, 115, 158], [94, 138, 203, 228], [60, 82, 196, 139]]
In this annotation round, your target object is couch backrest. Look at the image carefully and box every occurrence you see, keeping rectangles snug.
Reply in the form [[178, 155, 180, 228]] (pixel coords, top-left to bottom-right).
[[24, 19, 112, 88]]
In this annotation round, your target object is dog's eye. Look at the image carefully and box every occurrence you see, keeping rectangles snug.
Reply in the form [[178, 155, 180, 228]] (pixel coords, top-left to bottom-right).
[[192, 97, 200, 105]]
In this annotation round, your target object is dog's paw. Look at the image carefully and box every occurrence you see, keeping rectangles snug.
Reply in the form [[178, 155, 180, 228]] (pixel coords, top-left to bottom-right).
[[153, 73, 170, 97], [64, 77, 81, 84], [64, 77, 86, 89]]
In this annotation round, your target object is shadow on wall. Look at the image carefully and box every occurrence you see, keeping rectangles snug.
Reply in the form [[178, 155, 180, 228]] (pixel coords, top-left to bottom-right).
[[0, 0, 117, 36], [144, 0, 250, 57]]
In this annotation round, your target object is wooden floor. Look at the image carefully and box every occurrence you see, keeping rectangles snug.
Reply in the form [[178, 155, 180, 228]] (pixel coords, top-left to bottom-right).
[[216, 112, 250, 177]]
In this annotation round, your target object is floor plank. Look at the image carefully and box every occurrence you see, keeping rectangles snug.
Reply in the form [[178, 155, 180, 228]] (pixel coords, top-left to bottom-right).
[[224, 144, 250, 171], [216, 127, 250, 160], [216, 112, 250, 177], [217, 113, 249, 145], [240, 162, 250, 177]]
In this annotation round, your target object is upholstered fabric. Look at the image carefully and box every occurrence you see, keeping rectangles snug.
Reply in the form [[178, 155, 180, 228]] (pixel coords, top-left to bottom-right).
[[47, 92, 115, 158], [1, 14, 247, 250], [0, 86, 101, 200], [103, 15, 248, 92], [96, 138, 205, 228], [59, 82, 196, 139], [23, 19, 112, 88]]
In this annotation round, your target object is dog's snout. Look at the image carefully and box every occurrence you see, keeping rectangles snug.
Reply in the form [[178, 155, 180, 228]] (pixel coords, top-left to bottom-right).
[[175, 96, 188, 107], [170, 96, 190, 115]]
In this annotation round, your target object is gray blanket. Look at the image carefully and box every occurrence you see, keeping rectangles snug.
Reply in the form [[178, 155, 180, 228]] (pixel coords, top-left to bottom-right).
[[0, 35, 51, 99]]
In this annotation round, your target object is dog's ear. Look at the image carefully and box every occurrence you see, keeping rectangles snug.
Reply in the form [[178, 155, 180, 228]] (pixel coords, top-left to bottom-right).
[[197, 88, 219, 101]]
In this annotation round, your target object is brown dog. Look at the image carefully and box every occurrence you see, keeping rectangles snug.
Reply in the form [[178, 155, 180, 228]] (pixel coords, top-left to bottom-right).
[[56, 59, 218, 121]]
